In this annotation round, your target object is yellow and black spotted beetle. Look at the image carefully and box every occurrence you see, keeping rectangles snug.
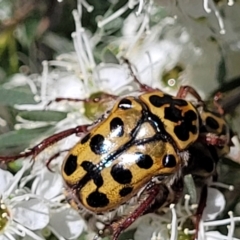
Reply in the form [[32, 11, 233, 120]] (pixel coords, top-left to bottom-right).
[[0, 60, 233, 240]]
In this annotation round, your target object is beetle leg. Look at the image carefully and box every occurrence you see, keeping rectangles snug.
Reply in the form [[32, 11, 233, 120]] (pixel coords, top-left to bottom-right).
[[199, 133, 229, 147], [99, 184, 167, 240], [0, 124, 91, 164], [193, 184, 208, 240], [46, 149, 70, 172], [176, 85, 204, 103], [123, 58, 156, 92], [47, 92, 118, 106], [213, 92, 225, 115]]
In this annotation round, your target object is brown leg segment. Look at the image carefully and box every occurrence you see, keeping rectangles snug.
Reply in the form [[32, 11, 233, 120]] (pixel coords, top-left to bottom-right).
[[198, 133, 229, 147], [0, 124, 91, 164], [101, 184, 162, 240], [193, 184, 208, 240], [46, 149, 70, 172], [123, 58, 156, 92], [213, 92, 224, 115], [176, 85, 203, 103], [47, 92, 118, 106]]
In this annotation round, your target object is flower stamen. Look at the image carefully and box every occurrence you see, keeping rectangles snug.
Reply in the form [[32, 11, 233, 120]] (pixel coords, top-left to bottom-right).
[[227, 211, 235, 240], [210, 182, 234, 191], [170, 204, 178, 240]]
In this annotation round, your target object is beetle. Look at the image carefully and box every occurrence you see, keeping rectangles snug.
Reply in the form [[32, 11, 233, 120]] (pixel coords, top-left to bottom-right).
[[0, 61, 233, 240]]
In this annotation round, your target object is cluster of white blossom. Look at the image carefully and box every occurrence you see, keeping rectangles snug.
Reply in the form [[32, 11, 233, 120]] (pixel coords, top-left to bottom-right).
[[1, 0, 240, 240]]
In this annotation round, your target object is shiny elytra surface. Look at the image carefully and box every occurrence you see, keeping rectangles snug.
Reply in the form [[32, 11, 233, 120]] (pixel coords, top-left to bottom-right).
[[62, 91, 200, 213]]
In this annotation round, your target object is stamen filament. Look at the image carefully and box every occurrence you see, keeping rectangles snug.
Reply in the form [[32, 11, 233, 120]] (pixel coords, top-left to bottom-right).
[[227, 211, 235, 240], [203, 0, 212, 13], [41, 61, 49, 102], [184, 195, 192, 216], [136, 0, 144, 15], [203, 217, 240, 227], [170, 204, 178, 240], [48, 225, 66, 240], [98, 3, 130, 28], [210, 182, 234, 191]]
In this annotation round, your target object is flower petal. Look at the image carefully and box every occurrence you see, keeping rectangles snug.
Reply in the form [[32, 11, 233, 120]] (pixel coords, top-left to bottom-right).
[[33, 169, 63, 200], [12, 199, 49, 230], [0, 169, 13, 194], [49, 208, 86, 239], [202, 188, 225, 221]]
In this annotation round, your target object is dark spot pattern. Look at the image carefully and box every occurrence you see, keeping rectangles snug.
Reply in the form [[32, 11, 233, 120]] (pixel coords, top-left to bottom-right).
[[111, 164, 132, 184], [206, 116, 219, 130], [148, 94, 198, 142], [89, 134, 107, 155], [135, 152, 153, 169], [149, 94, 188, 108], [87, 191, 109, 208], [110, 117, 124, 137], [173, 110, 198, 141], [118, 98, 132, 110], [81, 161, 103, 187], [80, 133, 91, 144], [119, 187, 133, 197], [164, 106, 182, 123], [162, 154, 177, 168], [64, 154, 78, 176]]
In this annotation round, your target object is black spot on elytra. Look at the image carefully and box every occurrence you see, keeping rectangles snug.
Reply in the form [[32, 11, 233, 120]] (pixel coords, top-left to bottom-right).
[[87, 191, 109, 208], [64, 154, 78, 176], [174, 110, 198, 141], [81, 161, 104, 187], [164, 106, 182, 123], [162, 154, 177, 168], [149, 94, 188, 108], [119, 187, 133, 197], [118, 98, 132, 110], [80, 133, 91, 144], [90, 134, 107, 155], [149, 95, 164, 107], [111, 164, 132, 184], [110, 117, 124, 137], [206, 116, 220, 130], [135, 152, 153, 169]]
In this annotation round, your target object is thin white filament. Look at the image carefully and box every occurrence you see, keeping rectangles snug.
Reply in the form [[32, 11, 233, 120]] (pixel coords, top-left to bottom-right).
[[82, 30, 96, 68], [98, 3, 129, 28], [210, 182, 234, 191], [136, 0, 144, 15], [41, 61, 49, 102], [207, 0, 226, 34], [48, 225, 66, 240], [126, 2, 151, 57], [184, 195, 192, 216], [203, 0, 212, 13], [204, 217, 240, 227], [16, 223, 45, 240], [227, 211, 235, 240], [170, 204, 178, 240], [73, 10, 89, 67]]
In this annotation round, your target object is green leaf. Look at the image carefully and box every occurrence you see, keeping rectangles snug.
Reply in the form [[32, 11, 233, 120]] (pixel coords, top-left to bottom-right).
[[217, 53, 227, 85], [101, 48, 119, 64], [18, 110, 67, 122], [0, 126, 51, 153], [0, 87, 36, 106]]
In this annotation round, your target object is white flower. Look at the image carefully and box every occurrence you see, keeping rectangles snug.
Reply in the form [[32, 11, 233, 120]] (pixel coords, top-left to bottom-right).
[[1, 1, 240, 240], [202, 188, 226, 221], [0, 164, 49, 240]]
